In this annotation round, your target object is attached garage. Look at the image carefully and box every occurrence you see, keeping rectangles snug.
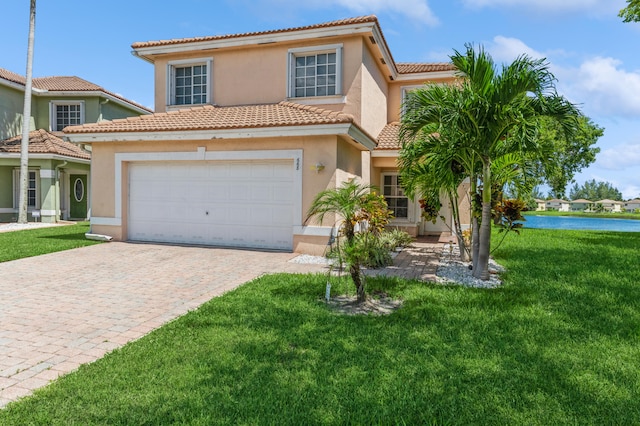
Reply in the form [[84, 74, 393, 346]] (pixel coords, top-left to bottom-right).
[[128, 159, 295, 250]]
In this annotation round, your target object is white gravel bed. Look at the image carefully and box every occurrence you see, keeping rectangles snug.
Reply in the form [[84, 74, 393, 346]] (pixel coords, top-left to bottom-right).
[[288, 254, 335, 265], [436, 244, 503, 288], [0, 222, 69, 233]]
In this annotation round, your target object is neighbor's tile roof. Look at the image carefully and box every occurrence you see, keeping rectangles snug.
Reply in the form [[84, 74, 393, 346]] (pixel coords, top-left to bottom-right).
[[0, 68, 152, 113], [132, 15, 379, 49], [376, 122, 401, 150], [0, 129, 91, 160], [396, 63, 457, 74], [571, 199, 593, 203], [64, 101, 366, 135]]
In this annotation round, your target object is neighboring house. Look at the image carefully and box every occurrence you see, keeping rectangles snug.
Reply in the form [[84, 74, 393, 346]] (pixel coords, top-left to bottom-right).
[[546, 199, 570, 212], [595, 199, 623, 213], [0, 68, 151, 223], [534, 199, 546, 211], [65, 15, 470, 255], [570, 199, 593, 212], [624, 198, 640, 212]]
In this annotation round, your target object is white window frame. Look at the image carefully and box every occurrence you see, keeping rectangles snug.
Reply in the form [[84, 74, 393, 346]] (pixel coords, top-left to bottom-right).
[[13, 169, 40, 210], [381, 173, 411, 222], [166, 57, 213, 108], [287, 44, 343, 100], [50, 100, 85, 131]]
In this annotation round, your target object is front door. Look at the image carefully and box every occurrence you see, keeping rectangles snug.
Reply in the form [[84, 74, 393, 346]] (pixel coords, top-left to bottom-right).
[[69, 174, 87, 219]]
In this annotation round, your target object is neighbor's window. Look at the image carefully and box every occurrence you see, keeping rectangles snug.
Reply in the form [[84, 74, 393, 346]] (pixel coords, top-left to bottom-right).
[[13, 169, 39, 209], [51, 102, 84, 131], [382, 174, 408, 219], [289, 45, 342, 98], [167, 58, 212, 106]]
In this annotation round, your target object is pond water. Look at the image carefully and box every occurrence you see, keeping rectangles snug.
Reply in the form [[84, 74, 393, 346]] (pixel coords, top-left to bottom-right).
[[520, 215, 640, 232]]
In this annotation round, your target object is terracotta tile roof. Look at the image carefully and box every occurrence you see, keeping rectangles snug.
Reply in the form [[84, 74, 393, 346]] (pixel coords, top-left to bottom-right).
[[376, 122, 401, 150], [0, 129, 91, 160], [0, 68, 151, 113], [64, 101, 361, 134], [0, 67, 26, 85], [132, 15, 379, 49], [396, 63, 457, 74]]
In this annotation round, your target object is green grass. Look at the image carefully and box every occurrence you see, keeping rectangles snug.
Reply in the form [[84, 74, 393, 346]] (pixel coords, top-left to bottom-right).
[[524, 210, 640, 220], [1, 229, 639, 424], [0, 222, 101, 263]]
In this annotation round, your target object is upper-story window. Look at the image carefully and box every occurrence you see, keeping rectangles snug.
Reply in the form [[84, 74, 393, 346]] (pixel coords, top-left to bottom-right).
[[288, 44, 342, 99], [167, 58, 212, 107], [50, 101, 84, 131]]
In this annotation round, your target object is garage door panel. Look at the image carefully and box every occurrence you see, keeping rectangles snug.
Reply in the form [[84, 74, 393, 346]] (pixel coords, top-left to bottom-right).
[[129, 160, 294, 250]]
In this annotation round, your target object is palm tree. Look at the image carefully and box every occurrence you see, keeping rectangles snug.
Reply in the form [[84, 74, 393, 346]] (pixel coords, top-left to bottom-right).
[[306, 181, 378, 303], [402, 44, 579, 279], [18, 0, 37, 223]]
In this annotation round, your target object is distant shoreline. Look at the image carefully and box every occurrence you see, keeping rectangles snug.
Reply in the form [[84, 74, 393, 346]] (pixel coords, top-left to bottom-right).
[[523, 211, 640, 221]]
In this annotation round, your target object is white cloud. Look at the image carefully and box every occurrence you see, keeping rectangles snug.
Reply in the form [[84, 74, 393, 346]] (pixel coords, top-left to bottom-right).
[[487, 36, 546, 63], [596, 143, 640, 170], [324, 0, 439, 25], [563, 57, 640, 117], [461, 0, 623, 15]]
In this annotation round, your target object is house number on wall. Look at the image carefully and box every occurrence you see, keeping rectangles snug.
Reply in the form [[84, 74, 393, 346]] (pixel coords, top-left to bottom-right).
[[296, 158, 300, 171]]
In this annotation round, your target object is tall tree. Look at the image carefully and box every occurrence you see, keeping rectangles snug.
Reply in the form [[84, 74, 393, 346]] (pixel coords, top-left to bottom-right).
[[569, 179, 623, 201], [18, 0, 37, 223], [535, 116, 602, 198], [619, 0, 640, 22], [402, 44, 580, 280]]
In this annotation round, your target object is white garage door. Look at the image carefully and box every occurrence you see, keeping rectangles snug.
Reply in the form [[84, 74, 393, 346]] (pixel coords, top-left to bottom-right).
[[128, 160, 294, 250]]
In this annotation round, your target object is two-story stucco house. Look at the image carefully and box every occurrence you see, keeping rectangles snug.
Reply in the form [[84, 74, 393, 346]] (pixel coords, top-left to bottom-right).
[[65, 15, 470, 254], [570, 199, 593, 212], [595, 199, 623, 213], [624, 199, 640, 213], [0, 68, 151, 223], [546, 199, 570, 212]]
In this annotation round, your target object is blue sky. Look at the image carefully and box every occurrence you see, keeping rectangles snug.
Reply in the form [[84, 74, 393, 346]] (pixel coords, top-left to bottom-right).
[[3, 0, 639, 199]]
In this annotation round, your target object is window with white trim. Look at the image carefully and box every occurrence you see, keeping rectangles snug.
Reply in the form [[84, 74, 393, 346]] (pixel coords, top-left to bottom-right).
[[288, 44, 342, 98], [382, 174, 409, 219], [13, 169, 40, 209], [50, 101, 84, 131], [167, 58, 212, 106]]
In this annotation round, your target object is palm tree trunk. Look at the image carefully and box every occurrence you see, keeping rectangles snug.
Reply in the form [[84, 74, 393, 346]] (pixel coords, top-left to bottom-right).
[[350, 263, 366, 303], [448, 190, 469, 262], [469, 175, 480, 270], [18, 0, 37, 224], [474, 158, 492, 280]]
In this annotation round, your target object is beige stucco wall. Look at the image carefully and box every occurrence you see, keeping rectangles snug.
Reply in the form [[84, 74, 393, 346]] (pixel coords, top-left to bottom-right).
[[360, 42, 389, 139], [387, 76, 456, 123], [88, 134, 368, 253], [153, 37, 368, 115]]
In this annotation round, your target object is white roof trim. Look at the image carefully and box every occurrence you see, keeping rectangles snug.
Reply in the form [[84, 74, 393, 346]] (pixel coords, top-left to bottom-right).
[[0, 152, 90, 163], [134, 22, 377, 58], [395, 70, 458, 81], [65, 123, 376, 150], [371, 150, 399, 157]]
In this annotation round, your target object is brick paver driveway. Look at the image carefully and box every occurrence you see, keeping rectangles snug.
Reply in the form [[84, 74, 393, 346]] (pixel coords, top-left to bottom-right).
[[0, 242, 325, 407]]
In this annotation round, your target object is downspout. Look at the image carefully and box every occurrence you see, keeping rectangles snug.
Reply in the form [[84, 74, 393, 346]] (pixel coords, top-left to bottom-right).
[[55, 161, 67, 221]]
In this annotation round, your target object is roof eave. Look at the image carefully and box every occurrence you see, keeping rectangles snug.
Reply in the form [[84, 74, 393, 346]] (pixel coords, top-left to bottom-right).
[[65, 122, 377, 150], [133, 20, 379, 58], [0, 152, 90, 163], [395, 70, 458, 82]]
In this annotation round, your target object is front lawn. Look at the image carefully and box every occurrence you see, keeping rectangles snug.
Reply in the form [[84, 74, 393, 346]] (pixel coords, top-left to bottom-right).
[[0, 222, 100, 263], [1, 229, 639, 424]]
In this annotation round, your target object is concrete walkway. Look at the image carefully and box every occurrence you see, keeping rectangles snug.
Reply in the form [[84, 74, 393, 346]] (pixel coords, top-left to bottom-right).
[[0, 239, 444, 408]]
